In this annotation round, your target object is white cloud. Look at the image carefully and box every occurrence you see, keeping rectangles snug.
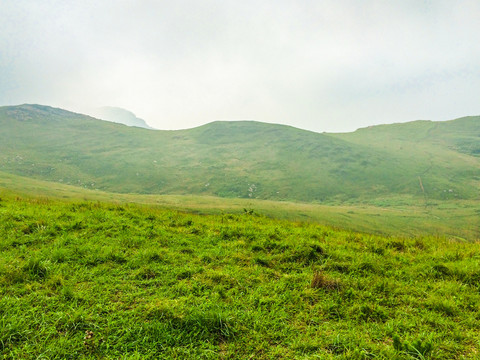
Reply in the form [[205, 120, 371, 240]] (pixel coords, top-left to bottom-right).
[[1, 0, 479, 132]]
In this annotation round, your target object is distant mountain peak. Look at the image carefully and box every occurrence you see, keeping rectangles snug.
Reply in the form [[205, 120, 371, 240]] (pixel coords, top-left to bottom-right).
[[90, 106, 154, 129]]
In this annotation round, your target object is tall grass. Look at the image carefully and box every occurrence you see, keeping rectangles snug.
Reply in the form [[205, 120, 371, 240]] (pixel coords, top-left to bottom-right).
[[1, 195, 479, 358]]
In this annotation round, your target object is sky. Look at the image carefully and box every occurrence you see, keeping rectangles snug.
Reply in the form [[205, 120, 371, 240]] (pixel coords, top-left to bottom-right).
[[1, 0, 479, 133]]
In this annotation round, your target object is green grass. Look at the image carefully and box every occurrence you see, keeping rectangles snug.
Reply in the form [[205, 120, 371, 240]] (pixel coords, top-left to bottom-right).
[[1, 104, 479, 357], [1, 171, 479, 241], [1, 104, 479, 203], [1, 194, 479, 359]]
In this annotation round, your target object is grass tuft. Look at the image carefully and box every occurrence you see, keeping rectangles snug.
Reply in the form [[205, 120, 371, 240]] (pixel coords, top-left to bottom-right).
[[310, 271, 340, 290]]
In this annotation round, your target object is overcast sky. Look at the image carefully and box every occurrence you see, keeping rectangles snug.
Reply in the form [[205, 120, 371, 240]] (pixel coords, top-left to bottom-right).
[[1, 1, 479, 132]]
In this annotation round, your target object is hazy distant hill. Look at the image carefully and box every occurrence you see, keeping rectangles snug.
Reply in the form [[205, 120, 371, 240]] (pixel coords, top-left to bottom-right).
[[334, 116, 480, 157], [90, 106, 153, 129], [0, 104, 478, 203]]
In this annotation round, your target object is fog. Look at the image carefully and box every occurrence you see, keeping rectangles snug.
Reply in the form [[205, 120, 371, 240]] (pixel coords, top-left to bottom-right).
[[1, 1, 479, 132]]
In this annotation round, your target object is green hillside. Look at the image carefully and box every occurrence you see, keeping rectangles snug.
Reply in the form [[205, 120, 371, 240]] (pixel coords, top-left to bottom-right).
[[336, 117, 480, 157], [1, 194, 479, 359], [332, 117, 480, 201], [1, 104, 478, 203]]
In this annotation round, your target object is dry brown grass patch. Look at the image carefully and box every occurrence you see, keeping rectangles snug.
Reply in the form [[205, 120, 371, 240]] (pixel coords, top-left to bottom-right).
[[311, 271, 341, 290]]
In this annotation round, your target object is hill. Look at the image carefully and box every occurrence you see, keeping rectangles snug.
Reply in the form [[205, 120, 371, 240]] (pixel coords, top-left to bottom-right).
[[331, 117, 480, 201], [1, 104, 479, 204], [1, 194, 479, 358], [88, 106, 153, 129], [335, 117, 480, 157]]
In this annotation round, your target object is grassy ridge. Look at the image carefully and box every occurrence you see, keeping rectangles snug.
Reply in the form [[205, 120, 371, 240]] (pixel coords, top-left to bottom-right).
[[1, 104, 479, 202], [1, 194, 479, 359]]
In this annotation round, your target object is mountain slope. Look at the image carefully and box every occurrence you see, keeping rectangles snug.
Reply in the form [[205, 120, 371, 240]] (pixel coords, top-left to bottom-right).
[[333, 117, 480, 154], [89, 106, 153, 129], [0, 104, 479, 203], [331, 117, 480, 200]]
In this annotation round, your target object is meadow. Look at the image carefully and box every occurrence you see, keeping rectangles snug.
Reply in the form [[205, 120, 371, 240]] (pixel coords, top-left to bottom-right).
[[1, 170, 479, 241], [1, 193, 479, 359]]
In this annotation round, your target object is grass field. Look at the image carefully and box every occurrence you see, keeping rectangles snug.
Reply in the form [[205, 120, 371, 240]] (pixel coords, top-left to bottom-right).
[[1, 171, 479, 241], [1, 194, 479, 359]]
